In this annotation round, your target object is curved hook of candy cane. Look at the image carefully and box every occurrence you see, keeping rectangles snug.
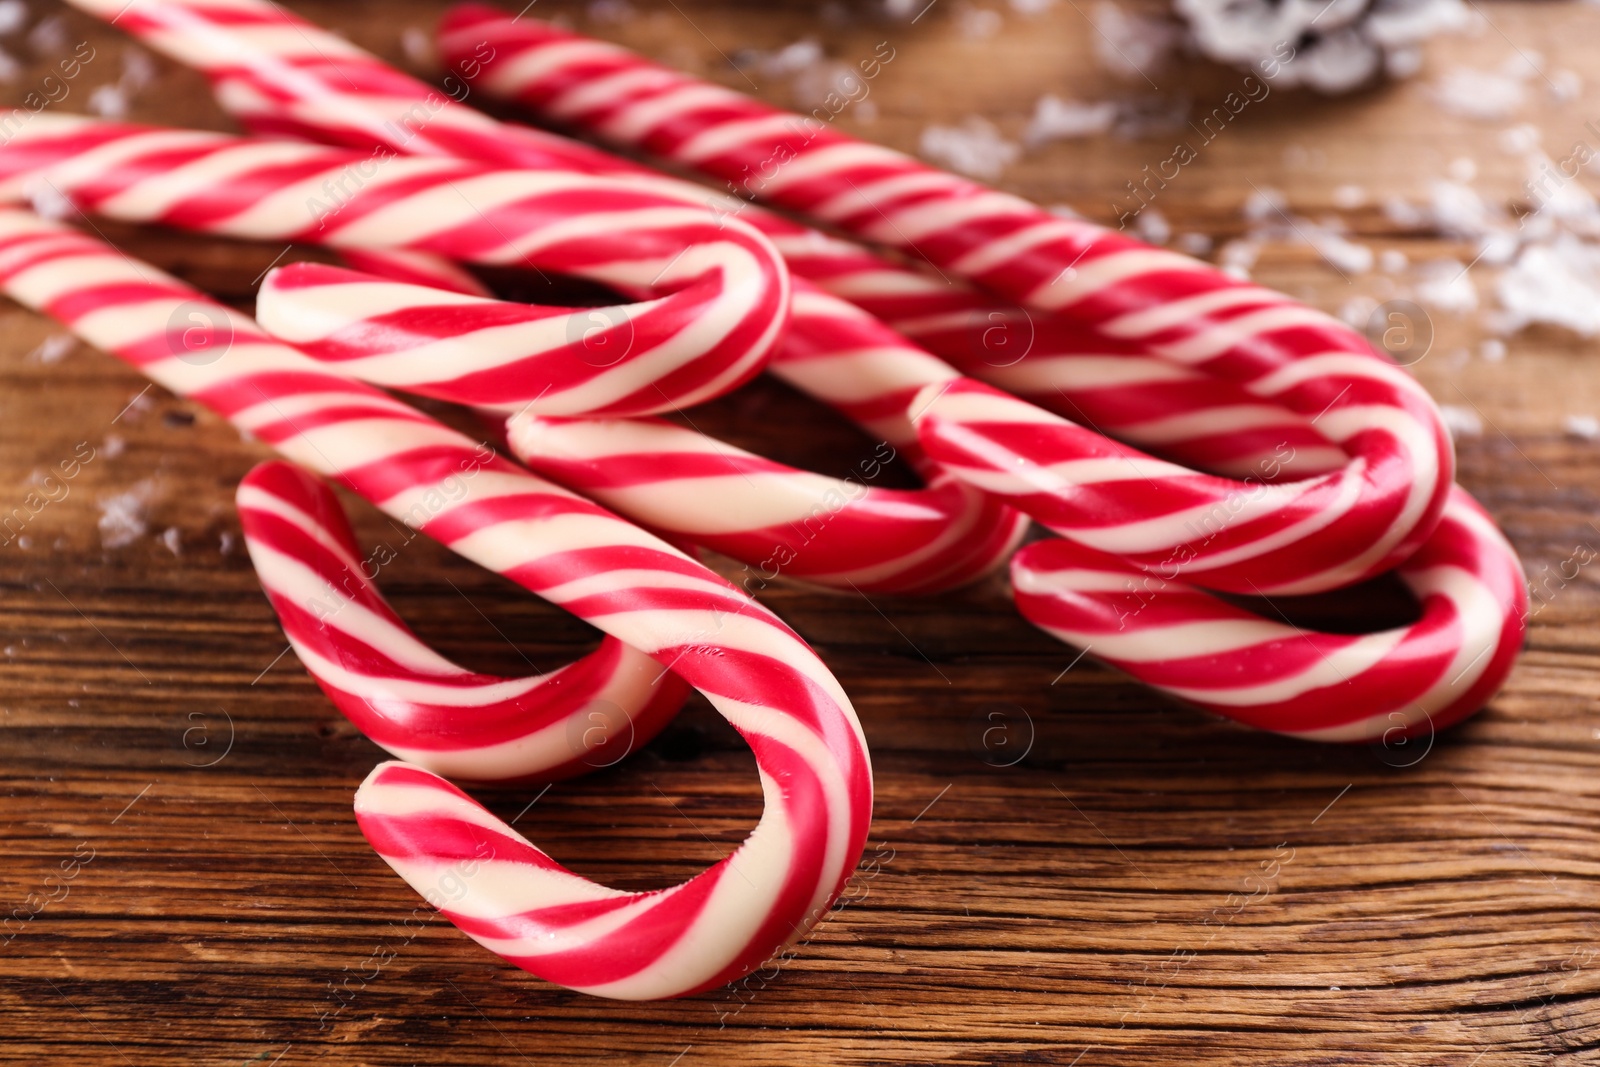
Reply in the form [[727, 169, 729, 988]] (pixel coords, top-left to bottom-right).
[[0, 208, 870, 1000], [256, 261, 765, 417], [444, 10, 1456, 584], [912, 377, 1433, 597], [237, 459, 689, 782], [1010, 485, 1526, 741], [0, 116, 793, 414], [259, 257, 1029, 594]]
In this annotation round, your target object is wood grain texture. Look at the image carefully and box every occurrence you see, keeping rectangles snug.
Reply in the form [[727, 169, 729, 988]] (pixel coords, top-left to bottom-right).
[[1, 1, 1599, 1064]]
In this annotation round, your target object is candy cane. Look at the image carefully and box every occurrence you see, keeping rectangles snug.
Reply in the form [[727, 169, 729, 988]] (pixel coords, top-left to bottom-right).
[[0, 115, 792, 418], [447, 10, 1457, 595], [1011, 486, 1527, 741], [237, 460, 689, 781], [0, 116, 1416, 596], [0, 206, 871, 999], [69, 0, 1322, 486], [260, 261, 1028, 593]]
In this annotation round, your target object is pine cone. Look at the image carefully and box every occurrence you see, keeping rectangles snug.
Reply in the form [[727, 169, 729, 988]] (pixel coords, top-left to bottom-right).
[[1173, 0, 1469, 94]]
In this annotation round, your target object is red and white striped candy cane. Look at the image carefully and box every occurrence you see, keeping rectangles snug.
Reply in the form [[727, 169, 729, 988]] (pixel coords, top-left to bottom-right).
[[58, 0, 1032, 591], [0, 116, 792, 418], [0, 117, 1404, 597], [260, 261, 1028, 593], [71, 0, 1321, 485], [0, 207, 872, 998], [447, 11, 1456, 596], [252, 260, 758, 418], [237, 460, 689, 781], [1011, 486, 1527, 741]]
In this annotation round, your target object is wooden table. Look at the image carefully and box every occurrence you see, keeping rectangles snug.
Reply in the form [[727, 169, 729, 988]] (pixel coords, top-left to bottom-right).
[[2, 1, 1598, 1063]]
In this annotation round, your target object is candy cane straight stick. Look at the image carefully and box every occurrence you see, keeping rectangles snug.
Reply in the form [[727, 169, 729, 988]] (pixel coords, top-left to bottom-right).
[[0, 207, 872, 998], [260, 261, 1028, 594], [0, 116, 793, 418], [68, 0, 1326, 484], [448, 10, 1458, 595]]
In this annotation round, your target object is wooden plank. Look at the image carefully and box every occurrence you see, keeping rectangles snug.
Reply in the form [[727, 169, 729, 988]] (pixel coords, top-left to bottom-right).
[[1, 1, 1598, 1064]]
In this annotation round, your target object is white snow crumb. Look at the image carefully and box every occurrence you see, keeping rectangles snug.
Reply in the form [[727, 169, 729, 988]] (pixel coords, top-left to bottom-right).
[[88, 84, 129, 120], [1479, 338, 1506, 362], [1428, 180, 1493, 238], [758, 38, 823, 78], [919, 117, 1020, 180], [1307, 225, 1374, 274], [120, 47, 157, 93], [1430, 67, 1525, 121], [0, 2, 27, 36], [1047, 202, 1083, 218], [956, 4, 1003, 38], [159, 526, 181, 556], [1564, 414, 1600, 440], [1499, 124, 1541, 156], [885, 0, 918, 17], [1379, 248, 1409, 273], [219, 530, 237, 556], [1219, 238, 1261, 274], [1501, 49, 1543, 80], [1548, 69, 1582, 104], [1090, 1, 1178, 81], [25, 334, 74, 364], [1243, 186, 1287, 223], [1439, 404, 1483, 439], [1382, 195, 1427, 230], [1009, 0, 1057, 13], [1339, 294, 1378, 328], [1024, 94, 1116, 146], [1134, 208, 1171, 246], [855, 100, 879, 123], [118, 389, 153, 423], [790, 60, 865, 109], [1385, 46, 1424, 80], [1414, 258, 1478, 312], [101, 434, 126, 459], [1526, 154, 1600, 224], [401, 27, 433, 67], [1333, 184, 1366, 210], [28, 183, 74, 221], [1496, 234, 1600, 336], [1176, 232, 1213, 256], [0, 46, 19, 83], [587, 0, 636, 23], [1447, 157, 1477, 183], [1475, 229, 1521, 267], [97, 482, 154, 550], [27, 14, 66, 55]]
